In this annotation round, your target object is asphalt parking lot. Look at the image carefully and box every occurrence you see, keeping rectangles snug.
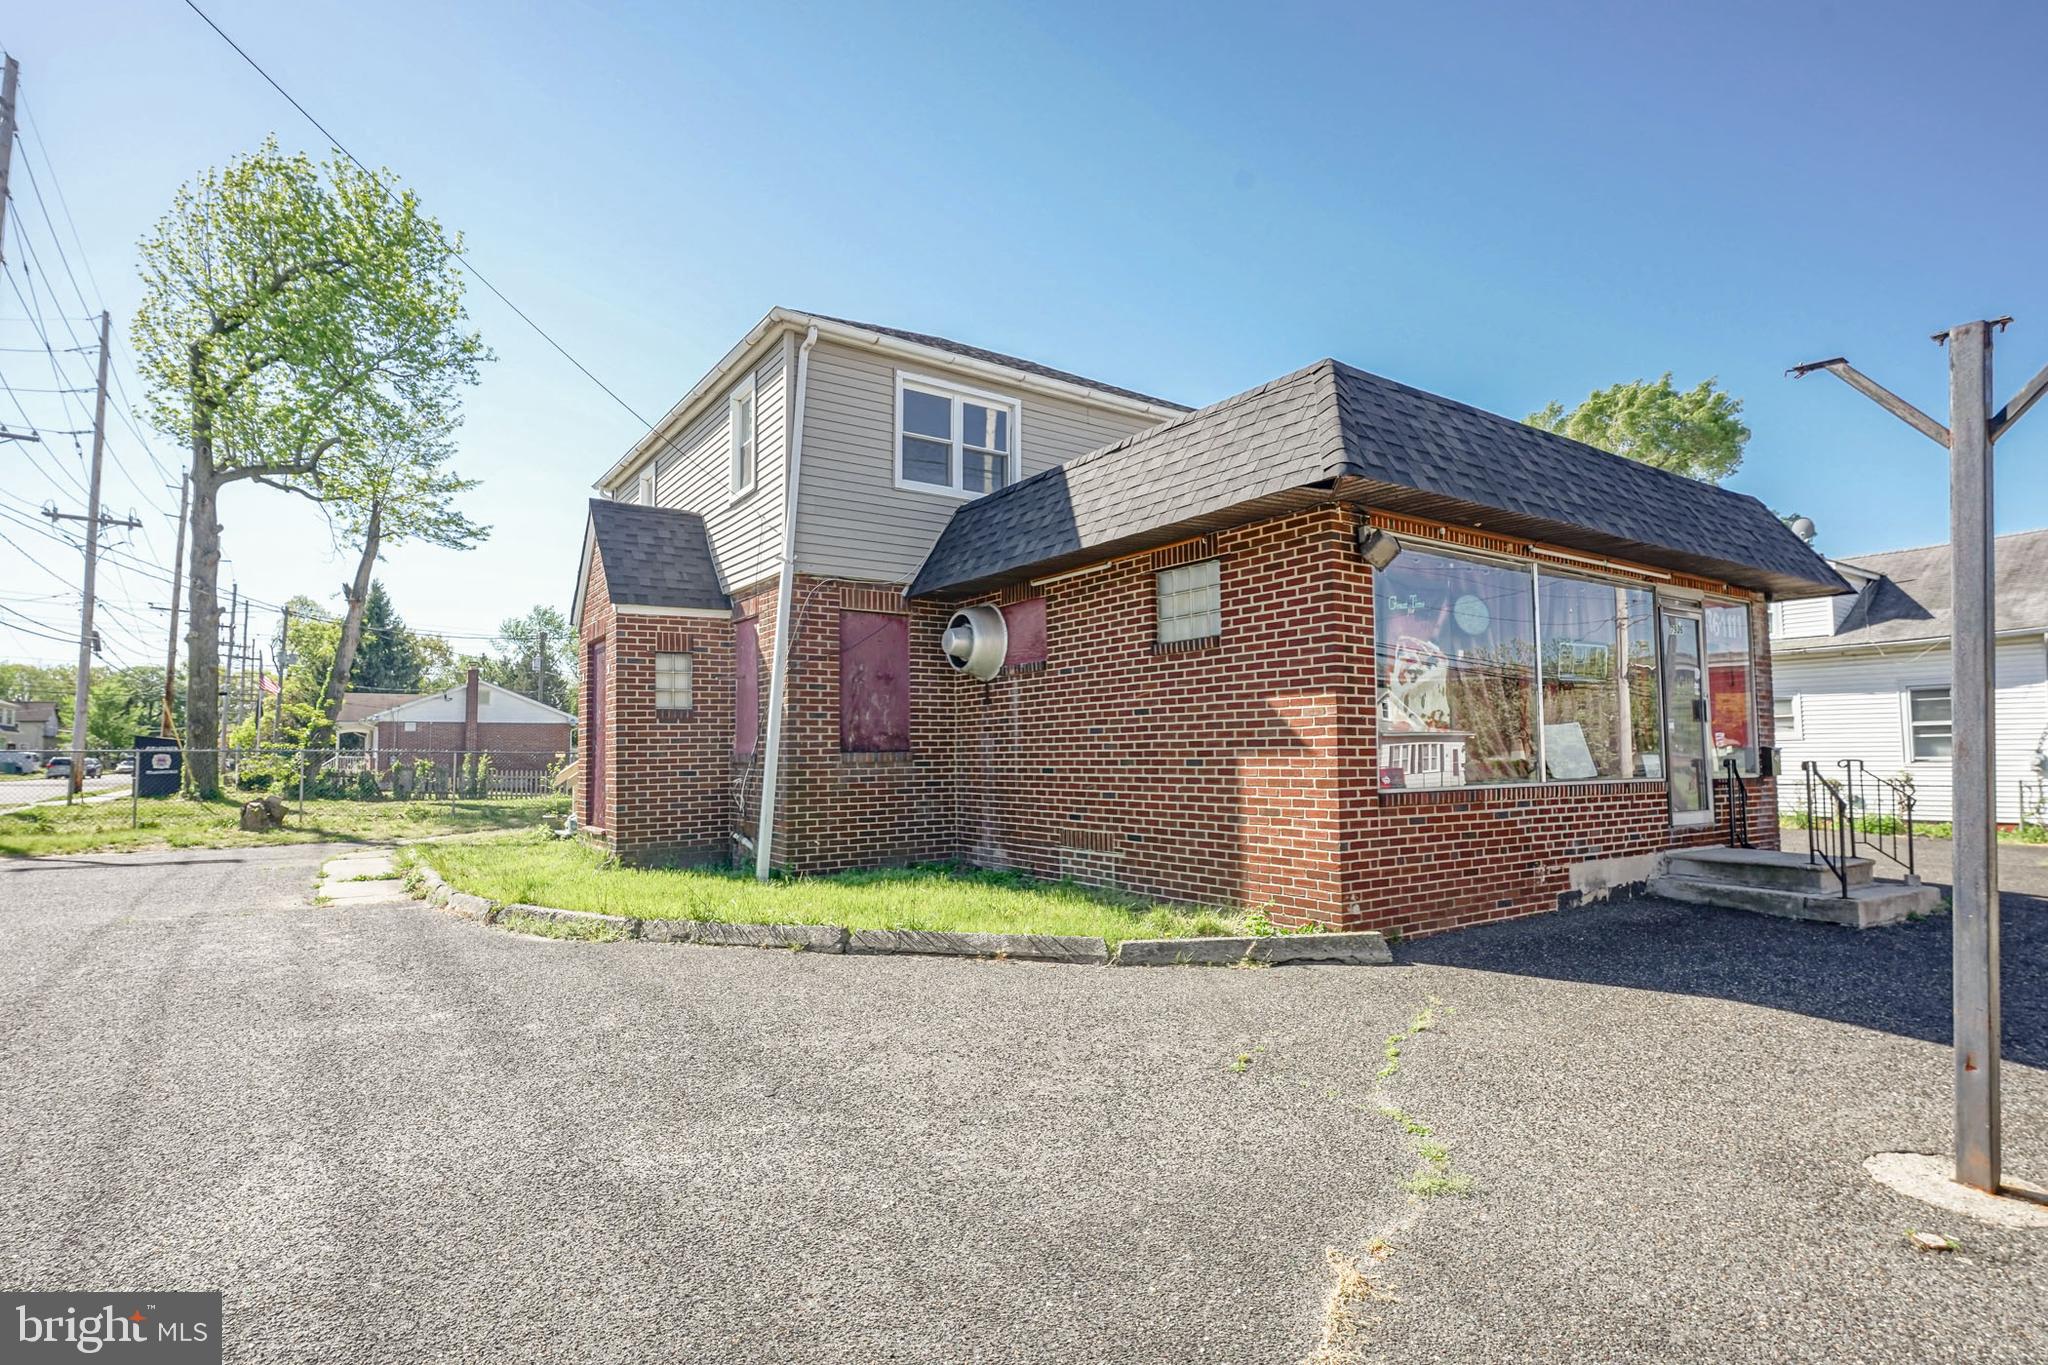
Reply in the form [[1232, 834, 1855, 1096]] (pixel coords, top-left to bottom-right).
[[1, 843, 2042, 1363]]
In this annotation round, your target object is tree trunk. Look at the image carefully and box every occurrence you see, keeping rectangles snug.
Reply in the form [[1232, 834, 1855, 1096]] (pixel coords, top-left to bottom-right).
[[315, 499, 382, 748], [183, 443, 224, 796]]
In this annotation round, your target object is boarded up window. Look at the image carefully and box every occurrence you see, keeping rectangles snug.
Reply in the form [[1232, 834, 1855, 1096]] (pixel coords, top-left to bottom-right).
[[735, 618, 760, 756], [839, 610, 911, 752], [1002, 597, 1046, 667]]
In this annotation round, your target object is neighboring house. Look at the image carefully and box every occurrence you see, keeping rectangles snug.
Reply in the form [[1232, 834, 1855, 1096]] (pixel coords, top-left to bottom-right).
[[7, 700, 62, 752], [1771, 529, 2048, 825], [573, 308, 1843, 936], [345, 669, 575, 764], [0, 698, 16, 749]]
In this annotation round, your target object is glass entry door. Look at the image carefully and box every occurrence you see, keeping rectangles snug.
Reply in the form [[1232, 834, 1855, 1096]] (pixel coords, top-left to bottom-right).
[[1660, 607, 1713, 827]]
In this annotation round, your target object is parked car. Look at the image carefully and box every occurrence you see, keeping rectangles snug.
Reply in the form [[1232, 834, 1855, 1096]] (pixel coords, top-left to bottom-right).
[[45, 755, 102, 779], [114, 756, 135, 774], [0, 752, 40, 775]]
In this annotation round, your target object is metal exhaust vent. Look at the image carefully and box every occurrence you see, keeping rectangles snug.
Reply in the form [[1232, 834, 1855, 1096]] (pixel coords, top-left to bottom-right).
[[941, 605, 1007, 681]]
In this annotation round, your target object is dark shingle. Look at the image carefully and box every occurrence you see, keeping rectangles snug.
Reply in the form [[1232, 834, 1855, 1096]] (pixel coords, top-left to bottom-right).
[[1777, 528, 2048, 653], [908, 360, 1848, 601], [809, 314, 1191, 411], [586, 499, 729, 613]]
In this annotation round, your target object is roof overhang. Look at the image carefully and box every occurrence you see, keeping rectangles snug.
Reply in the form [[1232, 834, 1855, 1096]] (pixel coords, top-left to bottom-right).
[[1773, 627, 2048, 659], [591, 308, 1190, 494]]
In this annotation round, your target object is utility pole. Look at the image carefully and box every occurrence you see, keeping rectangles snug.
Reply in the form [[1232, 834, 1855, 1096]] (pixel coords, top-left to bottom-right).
[[161, 474, 189, 737], [66, 313, 113, 796], [534, 629, 547, 705], [242, 598, 255, 737], [1793, 317, 2048, 1194], [0, 56, 19, 269], [222, 582, 239, 739]]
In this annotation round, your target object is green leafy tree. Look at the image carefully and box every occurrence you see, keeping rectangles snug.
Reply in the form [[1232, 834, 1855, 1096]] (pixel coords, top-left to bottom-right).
[[478, 605, 577, 713], [347, 582, 426, 693], [134, 138, 485, 793], [1528, 374, 1750, 483], [84, 676, 149, 749]]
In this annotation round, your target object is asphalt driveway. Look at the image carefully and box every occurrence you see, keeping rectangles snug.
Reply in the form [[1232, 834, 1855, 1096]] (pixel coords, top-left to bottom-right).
[[1, 844, 2043, 1364]]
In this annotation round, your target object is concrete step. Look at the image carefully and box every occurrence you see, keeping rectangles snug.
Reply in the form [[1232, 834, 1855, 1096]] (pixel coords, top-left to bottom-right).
[[1665, 845, 1874, 893], [1650, 873, 1943, 930]]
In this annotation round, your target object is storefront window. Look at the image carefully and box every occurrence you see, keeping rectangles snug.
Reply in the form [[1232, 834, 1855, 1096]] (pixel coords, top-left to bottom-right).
[[1537, 573, 1663, 780], [1704, 603, 1756, 775], [1376, 548, 1538, 786]]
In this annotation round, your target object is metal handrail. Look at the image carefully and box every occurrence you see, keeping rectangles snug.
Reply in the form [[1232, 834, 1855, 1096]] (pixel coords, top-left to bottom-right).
[[1721, 755, 1753, 848], [1803, 761, 1852, 899], [1838, 758, 1919, 885]]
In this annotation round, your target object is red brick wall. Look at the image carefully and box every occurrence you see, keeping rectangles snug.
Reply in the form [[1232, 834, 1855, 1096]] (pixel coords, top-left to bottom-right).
[[373, 719, 570, 758]]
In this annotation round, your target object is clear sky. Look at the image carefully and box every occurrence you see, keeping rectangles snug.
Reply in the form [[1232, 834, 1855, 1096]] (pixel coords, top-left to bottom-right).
[[4, 0, 2047, 668]]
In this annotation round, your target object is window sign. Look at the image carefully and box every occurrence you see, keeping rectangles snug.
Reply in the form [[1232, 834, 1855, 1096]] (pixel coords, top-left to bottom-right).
[[1704, 603, 1756, 774]]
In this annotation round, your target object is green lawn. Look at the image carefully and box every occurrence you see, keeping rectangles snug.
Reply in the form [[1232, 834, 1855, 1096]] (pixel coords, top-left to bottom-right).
[[410, 831, 1245, 946], [0, 794, 569, 858]]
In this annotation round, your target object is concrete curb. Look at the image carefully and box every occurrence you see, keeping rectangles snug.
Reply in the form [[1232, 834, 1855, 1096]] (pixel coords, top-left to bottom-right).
[[1110, 936, 1258, 967], [497, 903, 636, 937], [676, 921, 848, 953], [1247, 932, 1393, 966], [847, 927, 1108, 964]]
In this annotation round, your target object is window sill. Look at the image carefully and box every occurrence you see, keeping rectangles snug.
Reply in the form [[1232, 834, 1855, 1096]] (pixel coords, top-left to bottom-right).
[[1378, 778, 1666, 807], [893, 476, 979, 500], [654, 708, 695, 721], [839, 749, 916, 765], [727, 481, 758, 509], [1152, 635, 1221, 656]]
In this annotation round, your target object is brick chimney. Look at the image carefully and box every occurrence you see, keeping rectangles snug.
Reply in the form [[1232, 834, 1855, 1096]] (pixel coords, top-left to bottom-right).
[[463, 667, 480, 755]]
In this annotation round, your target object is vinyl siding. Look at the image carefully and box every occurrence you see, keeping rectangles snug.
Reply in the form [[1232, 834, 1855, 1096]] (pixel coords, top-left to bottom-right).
[[1774, 638, 2048, 823], [793, 339, 1161, 583], [606, 341, 790, 594], [1771, 595, 1844, 638]]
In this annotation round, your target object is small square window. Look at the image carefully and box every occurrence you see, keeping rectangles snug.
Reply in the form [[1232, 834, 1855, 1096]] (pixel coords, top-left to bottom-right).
[[1156, 559, 1221, 644], [655, 653, 694, 712]]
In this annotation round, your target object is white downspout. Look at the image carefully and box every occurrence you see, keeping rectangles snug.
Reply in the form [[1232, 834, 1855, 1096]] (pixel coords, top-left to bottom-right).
[[755, 325, 818, 880]]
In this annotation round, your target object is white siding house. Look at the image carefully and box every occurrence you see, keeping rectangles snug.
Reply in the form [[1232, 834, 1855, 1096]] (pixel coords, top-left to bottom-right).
[[1771, 529, 2048, 825]]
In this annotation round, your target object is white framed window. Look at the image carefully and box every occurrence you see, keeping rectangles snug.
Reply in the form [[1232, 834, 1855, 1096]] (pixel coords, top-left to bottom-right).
[[655, 653, 694, 712], [1156, 558, 1222, 644], [895, 371, 1020, 498], [1907, 686, 1951, 759], [636, 468, 655, 505], [1773, 693, 1799, 740], [729, 373, 757, 499]]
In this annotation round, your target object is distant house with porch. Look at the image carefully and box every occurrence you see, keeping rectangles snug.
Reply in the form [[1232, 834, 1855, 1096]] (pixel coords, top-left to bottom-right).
[[1771, 528, 2048, 826]]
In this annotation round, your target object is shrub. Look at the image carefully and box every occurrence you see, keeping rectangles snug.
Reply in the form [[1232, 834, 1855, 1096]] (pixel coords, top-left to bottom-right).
[[355, 768, 383, 800]]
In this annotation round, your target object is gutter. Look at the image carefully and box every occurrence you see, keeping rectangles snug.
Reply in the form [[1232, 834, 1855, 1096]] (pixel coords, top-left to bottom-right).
[[1772, 625, 2045, 660], [754, 325, 818, 881]]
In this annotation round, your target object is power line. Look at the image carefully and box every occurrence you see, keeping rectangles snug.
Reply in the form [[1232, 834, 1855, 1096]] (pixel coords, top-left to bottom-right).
[[180, 0, 653, 429]]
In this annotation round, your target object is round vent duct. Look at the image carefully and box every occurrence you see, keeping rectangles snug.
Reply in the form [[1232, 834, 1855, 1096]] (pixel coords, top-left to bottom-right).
[[941, 605, 1008, 681]]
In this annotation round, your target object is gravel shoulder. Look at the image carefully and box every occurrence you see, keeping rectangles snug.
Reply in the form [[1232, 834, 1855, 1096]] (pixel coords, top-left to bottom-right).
[[1, 845, 2042, 1363]]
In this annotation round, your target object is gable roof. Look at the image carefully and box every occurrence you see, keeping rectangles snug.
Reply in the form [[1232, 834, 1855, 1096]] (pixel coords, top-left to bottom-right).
[[908, 359, 1849, 601], [1775, 528, 2048, 654], [807, 314, 1190, 411], [364, 679, 575, 725], [11, 700, 59, 728], [338, 691, 420, 725], [573, 499, 729, 627]]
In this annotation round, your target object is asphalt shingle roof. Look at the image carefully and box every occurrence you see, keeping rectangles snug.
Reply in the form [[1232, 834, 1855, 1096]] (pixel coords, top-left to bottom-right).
[[586, 499, 730, 613], [908, 359, 1849, 601], [810, 314, 1191, 412], [338, 691, 420, 724], [1776, 528, 2048, 653]]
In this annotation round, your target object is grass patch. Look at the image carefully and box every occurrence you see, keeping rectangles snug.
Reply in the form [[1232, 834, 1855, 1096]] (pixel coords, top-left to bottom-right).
[[494, 909, 628, 942], [0, 794, 567, 858], [414, 830, 1242, 947]]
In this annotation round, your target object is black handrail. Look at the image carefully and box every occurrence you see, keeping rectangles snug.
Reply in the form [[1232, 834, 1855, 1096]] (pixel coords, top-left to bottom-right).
[[1837, 758, 1918, 885], [1802, 761, 1852, 899], [1721, 755, 1753, 848]]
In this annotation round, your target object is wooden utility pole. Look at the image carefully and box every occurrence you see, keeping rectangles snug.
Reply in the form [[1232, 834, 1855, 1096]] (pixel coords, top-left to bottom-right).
[[69, 312, 113, 796], [161, 474, 189, 737], [0, 56, 19, 269], [1793, 317, 2048, 1193], [222, 582, 239, 739]]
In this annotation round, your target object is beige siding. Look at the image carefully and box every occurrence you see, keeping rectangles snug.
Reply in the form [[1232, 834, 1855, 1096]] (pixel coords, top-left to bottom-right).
[[1771, 596, 1841, 638], [793, 339, 1162, 583], [1774, 638, 2048, 823], [607, 341, 790, 594]]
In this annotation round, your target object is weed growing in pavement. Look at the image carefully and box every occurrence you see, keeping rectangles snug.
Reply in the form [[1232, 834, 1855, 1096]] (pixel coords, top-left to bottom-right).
[[495, 910, 627, 943], [1228, 1042, 1269, 1074]]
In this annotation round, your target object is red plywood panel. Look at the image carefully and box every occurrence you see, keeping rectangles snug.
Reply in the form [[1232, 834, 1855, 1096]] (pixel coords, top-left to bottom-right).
[[839, 610, 911, 752], [1002, 597, 1046, 666]]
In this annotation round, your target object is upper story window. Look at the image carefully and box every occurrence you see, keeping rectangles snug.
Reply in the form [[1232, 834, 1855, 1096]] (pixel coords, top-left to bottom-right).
[[896, 372, 1018, 498], [1908, 686, 1951, 759], [636, 468, 655, 505], [730, 374, 758, 499]]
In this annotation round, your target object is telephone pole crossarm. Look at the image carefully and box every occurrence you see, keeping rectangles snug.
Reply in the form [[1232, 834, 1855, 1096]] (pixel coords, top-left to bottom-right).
[[1788, 356, 1951, 447], [1989, 360, 2048, 439]]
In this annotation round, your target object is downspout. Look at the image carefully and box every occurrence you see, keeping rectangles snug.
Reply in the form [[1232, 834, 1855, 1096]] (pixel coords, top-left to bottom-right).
[[755, 325, 818, 880]]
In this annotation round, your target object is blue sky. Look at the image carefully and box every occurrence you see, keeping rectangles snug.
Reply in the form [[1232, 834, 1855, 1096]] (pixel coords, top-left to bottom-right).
[[4, 0, 2047, 666]]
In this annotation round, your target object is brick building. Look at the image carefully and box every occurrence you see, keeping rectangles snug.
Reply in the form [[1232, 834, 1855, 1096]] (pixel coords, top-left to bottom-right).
[[572, 310, 1847, 936], [347, 668, 575, 774]]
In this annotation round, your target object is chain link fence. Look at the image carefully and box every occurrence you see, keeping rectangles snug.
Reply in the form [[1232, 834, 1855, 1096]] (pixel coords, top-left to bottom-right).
[[0, 746, 573, 825]]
